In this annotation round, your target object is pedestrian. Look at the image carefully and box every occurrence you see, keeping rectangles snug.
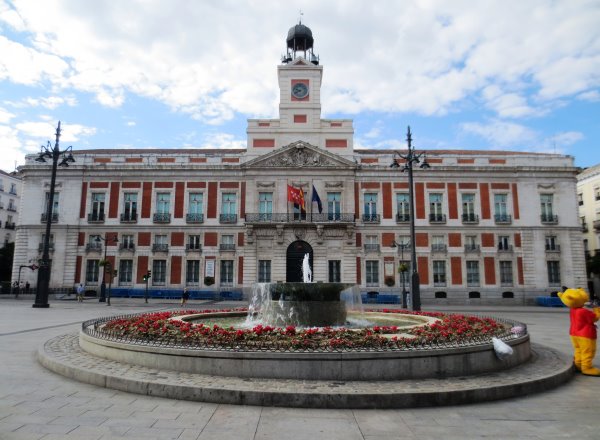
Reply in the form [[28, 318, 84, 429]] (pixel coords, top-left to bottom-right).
[[25, 281, 30, 294], [181, 287, 189, 307], [77, 283, 85, 302]]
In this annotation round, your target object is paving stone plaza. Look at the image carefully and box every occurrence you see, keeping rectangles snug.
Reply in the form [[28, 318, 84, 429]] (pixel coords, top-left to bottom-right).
[[1, 296, 599, 439]]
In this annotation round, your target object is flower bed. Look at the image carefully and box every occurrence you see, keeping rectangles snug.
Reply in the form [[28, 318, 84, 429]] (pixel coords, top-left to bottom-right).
[[101, 309, 510, 351]]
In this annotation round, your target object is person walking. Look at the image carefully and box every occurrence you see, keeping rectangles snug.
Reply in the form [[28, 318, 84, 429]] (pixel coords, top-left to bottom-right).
[[181, 287, 189, 307], [76, 283, 85, 302]]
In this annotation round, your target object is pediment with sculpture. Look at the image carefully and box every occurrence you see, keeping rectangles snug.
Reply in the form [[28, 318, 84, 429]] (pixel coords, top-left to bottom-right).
[[243, 141, 356, 169]]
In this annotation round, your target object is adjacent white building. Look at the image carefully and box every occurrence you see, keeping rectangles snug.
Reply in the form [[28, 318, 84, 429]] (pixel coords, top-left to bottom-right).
[[12, 24, 586, 304], [0, 169, 20, 248]]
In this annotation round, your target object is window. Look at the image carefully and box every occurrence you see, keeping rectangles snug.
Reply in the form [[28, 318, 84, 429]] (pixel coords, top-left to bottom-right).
[[8, 199, 16, 211], [578, 193, 584, 206], [258, 192, 272, 220], [547, 261, 561, 285], [363, 193, 378, 221], [155, 234, 168, 245], [432, 235, 446, 252], [327, 192, 341, 220], [188, 235, 201, 250], [365, 235, 379, 252], [156, 193, 170, 214], [494, 194, 510, 222], [461, 193, 477, 222], [121, 234, 135, 250], [498, 236, 510, 251], [9, 183, 17, 195], [122, 193, 137, 220], [258, 260, 271, 283], [433, 260, 446, 286], [220, 260, 234, 286], [221, 193, 237, 216], [186, 260, 201, 284], [595, 187, 600, 201], [540, 194, 555, 222], [221, 234, 235, 251], [152, 260, 166, 285], [328, 260, 341, 282], [545, 235, 558, 251], [429, 193, 444, 222], [90, 193, 105, 220], [189, 193, 203, 214], [153, 234, 168, 252], [396, 193, 410, 221], [85, 260, 99, 283], [465, 235, 478, 251], [500, 261, 513, 286], [118, 260, 133, 284], [365, 260, 379, 286], [44, 191, 59, 214], [40, 233, 55, 252], [466, 261, 480, 286]]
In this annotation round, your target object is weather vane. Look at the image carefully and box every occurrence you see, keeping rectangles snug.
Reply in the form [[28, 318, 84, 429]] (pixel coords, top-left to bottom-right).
[[299, 9, 303, 24]]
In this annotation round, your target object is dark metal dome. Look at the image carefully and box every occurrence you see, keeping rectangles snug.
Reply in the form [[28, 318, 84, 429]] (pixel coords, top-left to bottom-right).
[[287, 23, 314, 51]]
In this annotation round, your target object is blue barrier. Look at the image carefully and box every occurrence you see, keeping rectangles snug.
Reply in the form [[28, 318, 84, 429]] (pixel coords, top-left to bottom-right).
[[220, 291, 243, 301], [535, 296, 564, 307]]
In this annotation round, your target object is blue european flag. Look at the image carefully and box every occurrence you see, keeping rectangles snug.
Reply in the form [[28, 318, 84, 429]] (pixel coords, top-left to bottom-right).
[[311, 185, 323, 213]]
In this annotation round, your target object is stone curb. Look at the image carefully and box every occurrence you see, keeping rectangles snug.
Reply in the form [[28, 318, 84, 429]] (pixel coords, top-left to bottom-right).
[[38, 333, 574, 409]]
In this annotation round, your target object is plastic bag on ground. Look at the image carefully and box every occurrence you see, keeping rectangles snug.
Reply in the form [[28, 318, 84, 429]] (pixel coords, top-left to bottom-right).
[[492, 337, 514, 360]]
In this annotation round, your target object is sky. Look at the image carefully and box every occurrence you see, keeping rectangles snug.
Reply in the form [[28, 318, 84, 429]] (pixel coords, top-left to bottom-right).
[[0, 0, 599, 173]]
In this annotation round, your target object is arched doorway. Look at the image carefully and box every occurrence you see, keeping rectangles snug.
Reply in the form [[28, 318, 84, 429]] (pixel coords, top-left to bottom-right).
[[286, 240, 313, 282]]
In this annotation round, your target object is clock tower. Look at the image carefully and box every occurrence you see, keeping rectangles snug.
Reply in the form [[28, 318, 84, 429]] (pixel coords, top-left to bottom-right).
[[246, 23, 354, 158]]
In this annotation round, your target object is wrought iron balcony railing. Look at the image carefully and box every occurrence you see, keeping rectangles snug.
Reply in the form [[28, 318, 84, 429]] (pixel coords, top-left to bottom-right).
[[364, 244, 380, 253], [7, 206, 17, 212], [494, 214, 512, 224], [429, 213, 446, 223], [219, 214, 237, 224], [396, 213, 410, 223], [120, 212, 137, 223], [5, 222, 15, 230], [545, 244, 561, 252], [219, 243, 236, 251], [464, 244, 480, 252], [186, 244, 202, 252], [41, 213, 58, 223], [119, 243, 135, 251], [362, 214, 380, 223], [153, 213, 171, 223], [152, 243, 169, 252], [498, 245, 513, 252], [244, 213, 355, 224], [541, 214, 558, 224], [462, 213, 479, 223], [582, 222, 589, 232], [87, 212, 105, 223], [593, 220, 600, 231], [85, 242, 102, 252], [38, 243, 55, 252], [186, 213, 204, 223], [431, 244, 447, 252]]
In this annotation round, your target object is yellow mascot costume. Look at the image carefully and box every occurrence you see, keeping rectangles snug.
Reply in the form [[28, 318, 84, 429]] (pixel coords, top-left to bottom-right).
[[558, 288, 600, 376]]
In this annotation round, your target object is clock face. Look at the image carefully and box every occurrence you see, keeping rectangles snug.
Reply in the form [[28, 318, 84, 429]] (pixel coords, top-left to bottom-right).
[[292, 82, 309, 99]]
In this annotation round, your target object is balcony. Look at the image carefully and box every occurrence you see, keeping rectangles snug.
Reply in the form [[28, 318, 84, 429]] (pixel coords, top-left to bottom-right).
[[498, 245, 513, 252], [0, 202, 3, 209], [87, 212, 105, 223], [5, 222, 15, 230], [462, 213, 479, 224], [594, 220, 600, 231], [120, 212, 137, 223], [41, 213, 58, 223], [186, 244, 202, 252], [464, 244, 480, 253], [9, 189, 17, 196], [429, 213, 447, 224], [38, 243, 55, 252], [396, 213, 410, 223], [364, 244, 380, 253], [186, 213, 204, 223], [119, 242, 135, 251], [245, 213, 355, 224], [582, 222, 589, 233], [85, 242, 102, 252], [152, 243, 169, 252], [219, 214, 237, 224], [494, 214, 512, 224], [153, 213, 171, 223], [219, 243, 236, 251], [545, 244, 561, 252], [541, 214, 558, 224], [7, 206, 17, 212], [362, 214, 380, 223], [431, 244, 447, 252]]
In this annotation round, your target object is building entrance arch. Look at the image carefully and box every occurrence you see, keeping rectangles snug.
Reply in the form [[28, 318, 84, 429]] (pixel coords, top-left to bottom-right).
[[286, 240, 313, 282]]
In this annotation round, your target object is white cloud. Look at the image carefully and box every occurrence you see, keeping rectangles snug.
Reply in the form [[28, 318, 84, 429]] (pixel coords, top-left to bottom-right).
[[461, 120, 537, 148], [126, 121, 136, 127], [0, 124, 24, 171], [199, 132, 246, 149], [15, 120, 96, 144], [22, 95, 77, 109], [0, 106, 15, 123]]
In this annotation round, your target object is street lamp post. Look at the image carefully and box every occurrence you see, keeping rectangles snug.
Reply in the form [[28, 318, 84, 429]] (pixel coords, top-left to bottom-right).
[[391, 126, 430, 311], [33, 121, 75, 308], [392, 241, 410, 308], [95, 234, 119, 304]]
